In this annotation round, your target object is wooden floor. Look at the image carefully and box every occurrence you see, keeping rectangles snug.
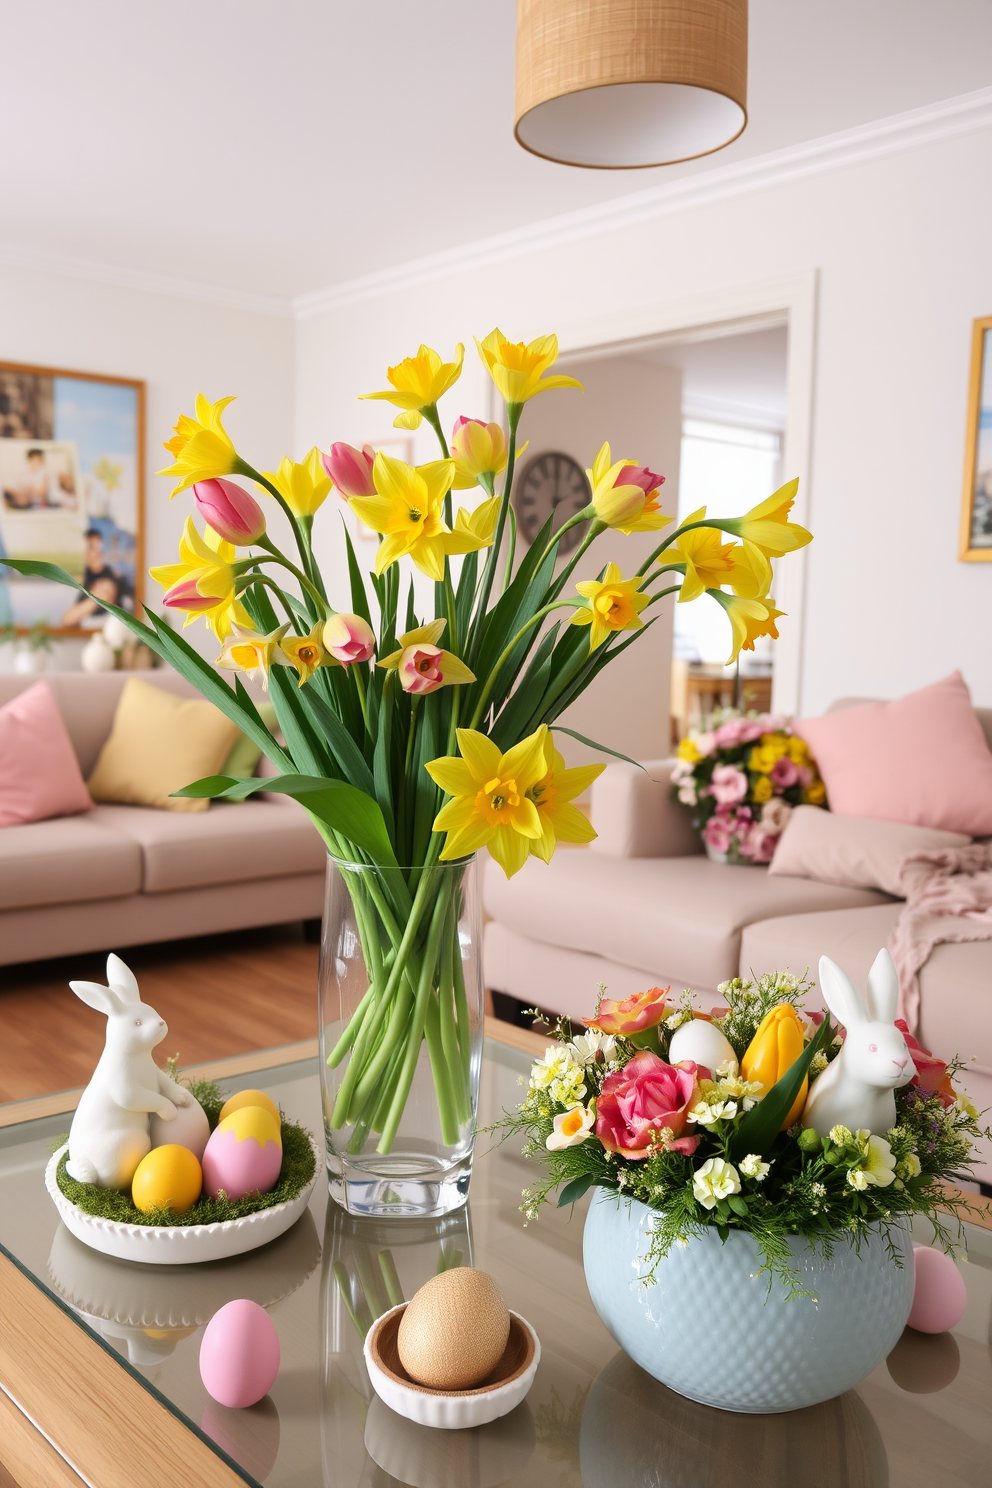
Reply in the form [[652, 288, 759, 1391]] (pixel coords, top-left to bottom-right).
[[0, 925, 319, 1103]]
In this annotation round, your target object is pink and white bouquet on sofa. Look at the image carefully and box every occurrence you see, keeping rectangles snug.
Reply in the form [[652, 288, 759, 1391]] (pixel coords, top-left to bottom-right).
[[671, 711, 826, 864]]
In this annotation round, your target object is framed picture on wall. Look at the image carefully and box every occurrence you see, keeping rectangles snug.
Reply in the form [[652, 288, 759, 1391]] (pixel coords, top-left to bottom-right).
[[0, 361, 144, 632], [960, 315, 992, 561]]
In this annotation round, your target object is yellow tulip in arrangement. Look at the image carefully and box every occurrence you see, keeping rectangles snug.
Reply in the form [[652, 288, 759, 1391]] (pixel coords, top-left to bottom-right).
[[7, 329, 812, 1204]]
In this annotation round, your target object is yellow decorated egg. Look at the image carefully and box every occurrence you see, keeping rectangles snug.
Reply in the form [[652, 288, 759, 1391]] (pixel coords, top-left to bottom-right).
[[219, 1089, 280, 1125], [131, 1144, 203, 1215], [202, 1106, 283, 1202]]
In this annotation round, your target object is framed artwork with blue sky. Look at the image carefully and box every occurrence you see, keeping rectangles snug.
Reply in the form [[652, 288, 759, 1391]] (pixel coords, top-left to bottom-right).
[[960, 316, 992, 561], [0, 361, 144, 633]]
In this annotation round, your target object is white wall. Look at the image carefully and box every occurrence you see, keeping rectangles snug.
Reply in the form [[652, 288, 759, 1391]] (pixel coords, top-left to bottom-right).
[[295, 122, 992, 716], [0, 262, 294, 666], [519, 357, 681, 765]]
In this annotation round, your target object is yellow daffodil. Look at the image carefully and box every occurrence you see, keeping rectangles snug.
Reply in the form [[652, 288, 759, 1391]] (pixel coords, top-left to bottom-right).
[[377, 620, 476, 695], [527, 734, 604, 862], [261, 447, 332, 520], [450, 418, 509, 488], [725, 539, 772, 599], [159, 395, 240, 497], [149, 518, 250, 639], [281, 622, 337, 687], [752, 774, 774, 803], [708, 590, 784, 664], [426, 725, 550, 877], [476, 329, 582, 407], [804, 779, 827, 805], [349, 453, 455, 581], [588, 443, 671, 535], [215, 623, 290, 691], [677, 736, 702, 763], [447, 495, 500, 551], [359, 343, 464, 430], [721, 478, 812, 589], [674, 513, 736, 602], [570, 562, 649, 651]]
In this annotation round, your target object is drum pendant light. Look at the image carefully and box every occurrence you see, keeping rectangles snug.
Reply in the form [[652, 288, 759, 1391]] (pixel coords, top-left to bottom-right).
[[515, 0, 748, 169]]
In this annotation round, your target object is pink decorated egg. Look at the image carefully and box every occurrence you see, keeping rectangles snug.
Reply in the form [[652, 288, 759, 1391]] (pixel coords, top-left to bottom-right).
[[201, 1107, 282, 1202], [907, 1245, 967, 1334], [199, 1299, 280, 1408]]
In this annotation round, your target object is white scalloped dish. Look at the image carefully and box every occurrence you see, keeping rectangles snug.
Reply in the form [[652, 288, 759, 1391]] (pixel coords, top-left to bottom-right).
[[45, 1139, 321, 1264]]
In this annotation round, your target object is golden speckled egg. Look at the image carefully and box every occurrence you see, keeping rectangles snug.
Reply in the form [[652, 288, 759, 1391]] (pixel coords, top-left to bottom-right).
[[219, 1089, 280, 1125], [131, 1144, 202, 1215], [201, 1106, 282, 1202], [397, 1268, 510, 1390]]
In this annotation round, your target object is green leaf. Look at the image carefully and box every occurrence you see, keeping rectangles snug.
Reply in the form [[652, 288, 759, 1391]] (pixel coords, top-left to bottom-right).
[[175, 773, 397, 865], [557, 1174, 596, 1208], [342, 521, 374, 629], [729, 1014, 834, 1162], [550, 726, 652, 771], [727, 1194, 748, 1217]]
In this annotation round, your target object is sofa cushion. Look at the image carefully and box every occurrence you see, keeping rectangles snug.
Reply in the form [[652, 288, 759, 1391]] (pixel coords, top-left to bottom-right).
[[768, 805, 970, 896], [87, 677, 241, 814], [796, 672, 992, 835], [87, 800, 326, 893], [0, 679, 92, 826], [0, 814, 142, 910], [483, 854, 892, 993], [739, 903, 992, 1078]]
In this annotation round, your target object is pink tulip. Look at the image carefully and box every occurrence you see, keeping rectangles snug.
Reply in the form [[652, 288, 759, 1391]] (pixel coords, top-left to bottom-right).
[[321, 443, 376, 499], [451, 415, 486, 437], [323, 612, 375, 664], [192, 479, 266, 545], [398, 645, 445, 694], [596, 1051, 701, 1159], [619, 463, 665, 496], [584, 986, 670, 1037], [161, 577, 217, 613]]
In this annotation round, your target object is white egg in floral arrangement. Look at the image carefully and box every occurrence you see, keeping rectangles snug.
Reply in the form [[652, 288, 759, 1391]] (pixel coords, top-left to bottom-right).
[[667, 1017, 737, 1075]]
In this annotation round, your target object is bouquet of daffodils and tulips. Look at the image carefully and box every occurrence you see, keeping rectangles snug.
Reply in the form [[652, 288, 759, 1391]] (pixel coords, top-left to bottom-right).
[[501, 978, 987, 1294], [5, 329, 812, 1155], [672, 710, 826, 864]]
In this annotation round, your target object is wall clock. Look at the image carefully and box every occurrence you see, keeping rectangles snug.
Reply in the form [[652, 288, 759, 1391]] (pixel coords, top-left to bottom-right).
[[513, 450, 591, 555]]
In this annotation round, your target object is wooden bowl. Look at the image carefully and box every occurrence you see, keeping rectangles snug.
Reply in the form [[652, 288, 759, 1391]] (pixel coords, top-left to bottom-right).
[[364, 1304, 540, 1429]]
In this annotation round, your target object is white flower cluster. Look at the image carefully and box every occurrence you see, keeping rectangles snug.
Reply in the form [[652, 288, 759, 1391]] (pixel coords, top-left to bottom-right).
[[566, 1028, 617, 1067], [528, 1045, 587, 1108], [686, 1070, 763, 1127], [692, 1157, 741, 1209]]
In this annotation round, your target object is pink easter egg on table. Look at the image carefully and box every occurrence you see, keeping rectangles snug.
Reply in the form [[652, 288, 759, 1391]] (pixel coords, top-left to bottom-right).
[[201, 1107, 282, 1202], [907, 1245, 967, 1334], [199, 1299, 280, 1408]]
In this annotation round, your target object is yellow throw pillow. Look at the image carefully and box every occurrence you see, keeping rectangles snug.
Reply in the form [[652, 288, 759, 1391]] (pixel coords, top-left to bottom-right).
[[87, 677, 241, 813]]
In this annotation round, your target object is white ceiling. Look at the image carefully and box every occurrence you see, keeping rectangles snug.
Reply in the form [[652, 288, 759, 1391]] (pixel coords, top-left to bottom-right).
[[639, 325, 788, 431], [0, 1, 989, 301]]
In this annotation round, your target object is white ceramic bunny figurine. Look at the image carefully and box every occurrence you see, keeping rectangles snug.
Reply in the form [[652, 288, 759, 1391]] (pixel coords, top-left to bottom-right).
[[802, 948, 916, 1139], [66, 954, 194, 1189]]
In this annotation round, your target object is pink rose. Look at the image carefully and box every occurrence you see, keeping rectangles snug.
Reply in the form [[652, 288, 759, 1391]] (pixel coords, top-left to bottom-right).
[[710, 765, 749, 804], [703, 815, 732, 853], [740, 824, 778, 863], [596, 1052, 701, 1159], [770, 756, 800, 790], [713, 718, 749, 748]]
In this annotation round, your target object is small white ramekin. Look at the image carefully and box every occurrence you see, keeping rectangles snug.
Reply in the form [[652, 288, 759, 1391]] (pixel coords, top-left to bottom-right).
[[363, 1304, 540, 1429]]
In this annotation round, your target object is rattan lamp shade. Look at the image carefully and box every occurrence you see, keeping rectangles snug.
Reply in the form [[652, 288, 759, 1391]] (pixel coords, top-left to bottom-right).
[[515, 0, 747, 169]]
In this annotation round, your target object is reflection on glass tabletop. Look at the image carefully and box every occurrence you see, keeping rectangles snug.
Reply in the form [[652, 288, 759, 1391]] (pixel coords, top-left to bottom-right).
[[0, 1037, 990, 1488]]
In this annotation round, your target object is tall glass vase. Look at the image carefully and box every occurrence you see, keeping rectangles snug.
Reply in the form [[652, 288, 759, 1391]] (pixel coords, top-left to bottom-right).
[[317, 855, 484, 1219]]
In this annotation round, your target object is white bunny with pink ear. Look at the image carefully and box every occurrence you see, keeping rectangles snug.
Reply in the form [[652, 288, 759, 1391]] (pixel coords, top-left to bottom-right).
[[66, 954, 196, 1189], [802, 948, 917, 1139]]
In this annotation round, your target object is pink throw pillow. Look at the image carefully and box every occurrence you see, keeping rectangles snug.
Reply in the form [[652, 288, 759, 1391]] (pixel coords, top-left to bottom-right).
[[768, 805, 970, 896], [0, 680, 92, 827], [795, 672, 992, 836]]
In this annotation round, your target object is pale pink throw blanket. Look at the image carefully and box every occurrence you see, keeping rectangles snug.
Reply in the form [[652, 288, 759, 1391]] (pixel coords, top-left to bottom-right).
[[889, 843, 992, 1032]]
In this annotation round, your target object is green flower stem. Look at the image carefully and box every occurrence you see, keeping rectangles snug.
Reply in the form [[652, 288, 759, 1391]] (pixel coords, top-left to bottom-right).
[[242, 463, 316, 580], [425, 995, 459, 1146], [451, 917, 472, 1086], [351, 663, 371, 736], [644, 585, 681, 609], [236, 572, 299, 630], [636, 517, 744, 577], [352, 1243, 390, 1322], [378, 1249, 404, 1308], [252, 540, 329, 615], [377, 877, 454, 1154], [547, 520, 604, 598], [437, 904, 466, 1124], [333, 1261, 374, 1342], [469, 406, 521, 664], [468, 600, 577, 730], [502, 504, 517, 592], [638, 563, 684, 593]]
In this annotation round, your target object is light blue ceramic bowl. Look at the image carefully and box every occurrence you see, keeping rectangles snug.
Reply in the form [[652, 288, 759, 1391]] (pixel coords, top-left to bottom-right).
[[583, 1188, 914, 1413]]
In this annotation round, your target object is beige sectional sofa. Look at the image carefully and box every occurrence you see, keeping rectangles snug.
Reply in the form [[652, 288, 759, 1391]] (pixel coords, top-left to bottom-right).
[[0, 671, 326, 967], [483, 701, 992, 1183]]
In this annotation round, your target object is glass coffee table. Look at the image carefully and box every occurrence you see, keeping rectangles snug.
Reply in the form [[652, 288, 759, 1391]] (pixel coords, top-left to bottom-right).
[[1, 1024, 990, 1488]]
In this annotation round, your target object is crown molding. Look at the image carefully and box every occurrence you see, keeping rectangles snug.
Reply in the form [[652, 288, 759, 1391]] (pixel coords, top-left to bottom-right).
[[294, 85, 992, 319], [1, 88, 988, 322], [0, 241, 290, 318]]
